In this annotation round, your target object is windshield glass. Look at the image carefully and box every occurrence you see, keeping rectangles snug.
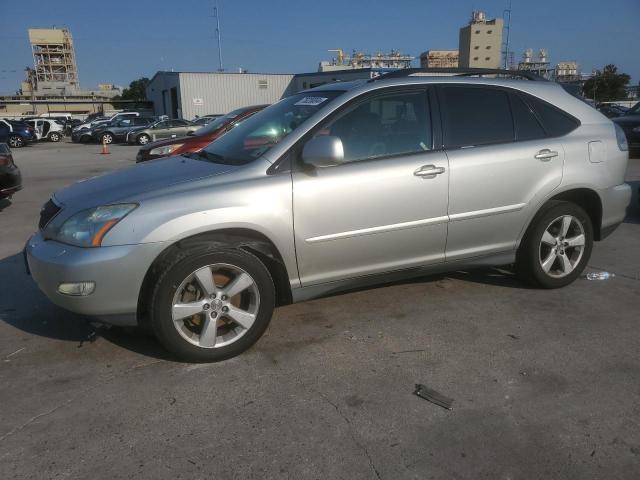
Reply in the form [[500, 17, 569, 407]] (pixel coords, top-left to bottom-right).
[[627, 102, 640, 115], [198, 92, 342, 165]]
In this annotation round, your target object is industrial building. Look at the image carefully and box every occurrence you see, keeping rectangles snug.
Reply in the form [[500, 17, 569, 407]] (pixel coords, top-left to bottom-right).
[[26, 28, 80, 95], [458, 11, 503, 69], [146, 69, 398, 119], [319, 49, 414, 72], [146, 72, 296, 119], [419, 50, 459, 68]]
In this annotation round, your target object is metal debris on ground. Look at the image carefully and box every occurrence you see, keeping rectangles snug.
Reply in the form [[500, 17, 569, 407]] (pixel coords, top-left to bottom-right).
[[413, 383, 454, 410], [585, 271, 615, 280]]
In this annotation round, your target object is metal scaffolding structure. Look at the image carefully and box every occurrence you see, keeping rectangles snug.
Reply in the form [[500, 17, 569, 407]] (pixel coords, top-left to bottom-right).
[[28, 28, 79, 91]]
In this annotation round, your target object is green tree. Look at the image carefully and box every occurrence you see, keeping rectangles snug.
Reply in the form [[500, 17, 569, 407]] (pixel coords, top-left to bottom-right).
[[113, 77, 150, 101], [582, 65, 630, 103]]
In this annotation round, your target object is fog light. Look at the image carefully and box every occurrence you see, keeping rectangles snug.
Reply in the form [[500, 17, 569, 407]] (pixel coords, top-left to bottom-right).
[[58, 282, 95, 296]]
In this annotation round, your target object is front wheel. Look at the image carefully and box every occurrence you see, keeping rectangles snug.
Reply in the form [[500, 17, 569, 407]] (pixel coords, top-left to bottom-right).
[[100, 132, 114, 144], [137, 133, 150, 145], [8, 135, 24, 148], [516, 201, 593, 288], [149, 247, 275, 362]]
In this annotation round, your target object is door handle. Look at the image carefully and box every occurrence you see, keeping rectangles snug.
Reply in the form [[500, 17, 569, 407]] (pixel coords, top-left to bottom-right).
[[534, 149, 558, 161], [414, 165, 446, 178]]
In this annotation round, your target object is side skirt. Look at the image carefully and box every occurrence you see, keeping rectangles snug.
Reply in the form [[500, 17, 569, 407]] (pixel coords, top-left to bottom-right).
[[290, 251, 515, 303]]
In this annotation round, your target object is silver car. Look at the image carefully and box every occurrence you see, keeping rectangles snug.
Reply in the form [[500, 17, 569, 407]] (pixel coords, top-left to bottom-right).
[[126, 119, 198, 145], [26, 70, 632, 362]]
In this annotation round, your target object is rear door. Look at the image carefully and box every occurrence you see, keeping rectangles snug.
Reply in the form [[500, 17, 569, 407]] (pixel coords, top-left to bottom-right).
[[439, 85, 565, 261]]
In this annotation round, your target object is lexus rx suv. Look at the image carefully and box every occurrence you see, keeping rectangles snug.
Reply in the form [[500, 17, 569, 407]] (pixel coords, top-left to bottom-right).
[[25, 69, 632, 362]]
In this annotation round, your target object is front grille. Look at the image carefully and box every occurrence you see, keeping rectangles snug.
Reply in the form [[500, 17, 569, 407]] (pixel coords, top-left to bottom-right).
[[39, 199, 61, 230]]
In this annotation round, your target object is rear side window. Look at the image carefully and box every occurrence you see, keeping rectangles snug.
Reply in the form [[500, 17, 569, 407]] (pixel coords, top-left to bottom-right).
[[510, 93, 546, 141], [525, 95, 579, 137], [440, 86, 514, 148]]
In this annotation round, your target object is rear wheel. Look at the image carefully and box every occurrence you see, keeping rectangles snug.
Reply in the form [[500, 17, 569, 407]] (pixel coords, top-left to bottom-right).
[[49, 132, 61, 142], [149, 246, 275, 362], [516, 201, 593, 288], [137, 133, 150, 145], [8, 135, 24, 148]]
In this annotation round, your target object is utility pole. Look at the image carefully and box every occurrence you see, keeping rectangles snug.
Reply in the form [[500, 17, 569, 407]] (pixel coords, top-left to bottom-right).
[[214, 1, 223, 71], [502, 0, 512, 69]]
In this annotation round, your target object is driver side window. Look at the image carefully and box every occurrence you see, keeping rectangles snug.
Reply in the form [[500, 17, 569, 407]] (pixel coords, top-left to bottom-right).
[[311, 89, 432, 164]]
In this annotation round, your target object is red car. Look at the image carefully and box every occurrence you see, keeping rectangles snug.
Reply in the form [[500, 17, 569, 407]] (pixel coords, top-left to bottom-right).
[[135, 105, 267, 163]]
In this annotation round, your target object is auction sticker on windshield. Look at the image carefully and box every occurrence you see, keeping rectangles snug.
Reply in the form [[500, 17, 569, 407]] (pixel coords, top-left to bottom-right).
[[294, 97, 329, 106]]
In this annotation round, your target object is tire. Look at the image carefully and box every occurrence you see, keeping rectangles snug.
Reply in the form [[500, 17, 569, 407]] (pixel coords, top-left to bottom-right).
[[149, 246, 275, 362], [49, 132, 61, 142], [137, 133, 150, 145], [101, 132, 114, 144], [8, 135, 24, 148], [79, 134, 91, 143], [516, 200, 593, 288]]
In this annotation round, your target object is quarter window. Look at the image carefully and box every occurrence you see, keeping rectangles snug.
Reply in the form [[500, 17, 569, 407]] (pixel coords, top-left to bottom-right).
[[440, 86, 514, 148], [310, 90, 432, 164], [510, 93, 546, 141], [525, 95, 580, 137]]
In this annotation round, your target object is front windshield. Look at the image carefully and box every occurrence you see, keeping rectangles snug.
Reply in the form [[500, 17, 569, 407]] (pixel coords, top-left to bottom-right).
[[193, 111, 241, 136], [627, 102, 640, 115], [198, 91, 342, 165]]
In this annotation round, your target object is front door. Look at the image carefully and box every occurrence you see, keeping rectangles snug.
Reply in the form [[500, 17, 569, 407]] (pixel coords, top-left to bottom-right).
[[293, 88, 449, 286], [438, 85, 564, 260]]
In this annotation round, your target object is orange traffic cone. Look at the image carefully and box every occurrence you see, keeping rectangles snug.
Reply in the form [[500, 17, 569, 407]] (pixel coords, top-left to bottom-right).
[[101, 136, 110, 155]]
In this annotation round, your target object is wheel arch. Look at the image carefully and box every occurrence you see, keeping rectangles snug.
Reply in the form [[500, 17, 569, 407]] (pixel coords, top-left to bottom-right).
[[520, 187, 603, 245], [137, 228, 293, 328]]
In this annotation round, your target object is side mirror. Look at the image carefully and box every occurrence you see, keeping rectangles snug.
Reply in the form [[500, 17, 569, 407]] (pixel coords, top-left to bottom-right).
[[302, 135, 344, 168]]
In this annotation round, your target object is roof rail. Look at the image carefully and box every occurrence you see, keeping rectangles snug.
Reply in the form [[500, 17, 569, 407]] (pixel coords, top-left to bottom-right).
[[368, 67, 548, 83]]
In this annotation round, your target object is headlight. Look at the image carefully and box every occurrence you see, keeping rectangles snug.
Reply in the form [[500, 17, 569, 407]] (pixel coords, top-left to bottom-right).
[[149, 143, 184, 156], [48, 204, 137, 247], [632, 126, 640, 133]]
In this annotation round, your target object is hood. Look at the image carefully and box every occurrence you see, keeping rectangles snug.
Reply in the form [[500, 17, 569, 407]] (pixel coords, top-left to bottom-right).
[[612, 115, 640, 126], [54, 155, 239, 208]]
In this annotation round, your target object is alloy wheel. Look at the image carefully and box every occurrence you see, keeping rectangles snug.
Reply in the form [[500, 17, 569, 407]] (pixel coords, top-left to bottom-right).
[[171, 263, 260, 349], [539, 215, 586, 278], [8, 136, 23, 148]]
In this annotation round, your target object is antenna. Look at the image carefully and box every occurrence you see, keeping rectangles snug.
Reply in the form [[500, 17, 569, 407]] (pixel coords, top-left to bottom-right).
[[502, 0, 512, 69], [213, 0, 223, 71]]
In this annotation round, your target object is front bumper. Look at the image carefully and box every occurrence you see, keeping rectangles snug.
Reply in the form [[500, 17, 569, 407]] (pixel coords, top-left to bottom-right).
[[25, 232, 168, 326]]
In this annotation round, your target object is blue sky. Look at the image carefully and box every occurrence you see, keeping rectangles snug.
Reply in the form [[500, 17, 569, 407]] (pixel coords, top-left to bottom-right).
[[0, 0, 638, 94]]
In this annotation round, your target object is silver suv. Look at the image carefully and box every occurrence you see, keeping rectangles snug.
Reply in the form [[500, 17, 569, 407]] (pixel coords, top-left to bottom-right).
[[26, 70, 632, 362]]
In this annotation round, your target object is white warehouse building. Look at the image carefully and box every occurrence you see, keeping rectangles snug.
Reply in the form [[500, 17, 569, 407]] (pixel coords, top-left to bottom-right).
[[146, 71, 296, 119], [146, 69, 391, 119]]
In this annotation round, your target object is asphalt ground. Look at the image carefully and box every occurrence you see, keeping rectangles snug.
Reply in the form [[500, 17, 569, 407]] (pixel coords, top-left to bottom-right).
[[1, 139, 639, 479]]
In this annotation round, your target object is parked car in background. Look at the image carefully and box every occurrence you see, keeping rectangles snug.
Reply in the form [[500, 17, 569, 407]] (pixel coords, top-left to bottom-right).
[[136, 105, 267, 162], [612, 101, 640, 154], [0, 119, 36, 148], [26, 119, 65, 142], [0, 143, 22, 199], [126, 119, 198, 146], [25, 70, 631, 361], [192, 115, 222, 126], [597, 104, 629, 118], [91, 117, 155, 144], [72, 111, 143, 140]]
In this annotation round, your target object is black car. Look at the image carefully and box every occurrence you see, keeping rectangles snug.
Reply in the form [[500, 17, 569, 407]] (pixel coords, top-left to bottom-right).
[[0, 143, 22, 199], [0, 119, 36, 148], [613, 102, 640, 153]]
